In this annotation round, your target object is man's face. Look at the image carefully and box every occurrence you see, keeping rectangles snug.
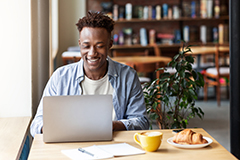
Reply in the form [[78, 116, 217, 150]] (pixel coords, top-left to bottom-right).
[[79, 27, 112, 74]]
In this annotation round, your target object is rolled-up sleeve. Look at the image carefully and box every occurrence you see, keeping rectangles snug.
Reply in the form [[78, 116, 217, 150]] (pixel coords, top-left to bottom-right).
[[30, 71, 58, 137], [30, 100, 44, 137], [120, 74, 149, 130], [110, 61, 149, 130]]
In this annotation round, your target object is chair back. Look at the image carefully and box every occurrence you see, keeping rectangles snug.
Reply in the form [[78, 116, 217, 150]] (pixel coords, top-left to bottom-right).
[[112, 49, 158, 81], [152, 43, 162, 56], [214, 45, 230, 77]]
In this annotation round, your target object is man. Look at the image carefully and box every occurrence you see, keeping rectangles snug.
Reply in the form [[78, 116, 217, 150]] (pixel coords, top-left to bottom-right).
[[30, 11, 149, 138]]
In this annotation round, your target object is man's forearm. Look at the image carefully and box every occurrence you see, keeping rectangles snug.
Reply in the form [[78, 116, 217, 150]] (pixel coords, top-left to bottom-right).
[[112, 121, 126, 131]]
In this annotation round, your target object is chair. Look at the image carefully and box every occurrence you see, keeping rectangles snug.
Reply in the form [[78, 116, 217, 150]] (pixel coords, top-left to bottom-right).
[[203, 45, 230, 106], [152, 43, 176, 74], [62, 51, 81, 65], [112, 49, 156, 83]]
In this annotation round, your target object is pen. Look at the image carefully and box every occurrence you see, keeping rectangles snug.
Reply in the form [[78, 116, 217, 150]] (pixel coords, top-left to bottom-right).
[[78, 148, 94, 157]]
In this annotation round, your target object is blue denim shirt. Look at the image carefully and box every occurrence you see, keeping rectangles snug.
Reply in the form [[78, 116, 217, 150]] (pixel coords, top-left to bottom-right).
[[30, 57, 149, 137]]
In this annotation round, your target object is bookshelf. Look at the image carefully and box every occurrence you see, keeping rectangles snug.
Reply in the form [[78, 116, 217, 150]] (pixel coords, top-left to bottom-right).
[[86, 0, 229, 57], [114, 16, 229, 23]]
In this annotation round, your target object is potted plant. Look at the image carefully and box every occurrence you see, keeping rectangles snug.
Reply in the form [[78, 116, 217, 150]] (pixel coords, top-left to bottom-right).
[[143, 43, 205, 129]]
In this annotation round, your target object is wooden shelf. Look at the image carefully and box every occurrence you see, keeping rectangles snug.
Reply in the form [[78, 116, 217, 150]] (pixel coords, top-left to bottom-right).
[[115, 16, 229, 23], [111, 42, 229, 50], [111, 44, 181, 49], [87, 0, 229, 55]]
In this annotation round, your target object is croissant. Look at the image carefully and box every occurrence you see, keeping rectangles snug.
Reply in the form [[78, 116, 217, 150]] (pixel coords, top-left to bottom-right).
[[172, 129, 208, 145]]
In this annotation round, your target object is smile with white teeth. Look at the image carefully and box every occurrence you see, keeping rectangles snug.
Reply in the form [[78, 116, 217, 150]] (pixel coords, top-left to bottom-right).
[[88, 58, 99, 62]]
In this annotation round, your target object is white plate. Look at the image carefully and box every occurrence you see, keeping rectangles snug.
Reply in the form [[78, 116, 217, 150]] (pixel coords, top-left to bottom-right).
[[167, 137, 213, 149]]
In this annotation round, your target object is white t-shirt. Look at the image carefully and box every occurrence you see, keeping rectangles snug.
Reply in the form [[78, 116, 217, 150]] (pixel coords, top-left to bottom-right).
[[81, 74, 116, 120]]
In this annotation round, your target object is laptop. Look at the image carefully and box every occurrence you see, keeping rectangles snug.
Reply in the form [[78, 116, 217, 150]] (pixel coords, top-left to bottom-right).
[[43, 95, 113, 143]]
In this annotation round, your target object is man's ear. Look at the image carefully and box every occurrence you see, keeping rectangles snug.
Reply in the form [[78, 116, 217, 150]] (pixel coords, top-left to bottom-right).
[[78, 39, 81, 46], [109, 39, 113, 49]]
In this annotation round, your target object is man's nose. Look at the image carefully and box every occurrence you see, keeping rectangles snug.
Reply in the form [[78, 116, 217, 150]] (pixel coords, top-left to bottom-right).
[[88, 46, 96, 56]]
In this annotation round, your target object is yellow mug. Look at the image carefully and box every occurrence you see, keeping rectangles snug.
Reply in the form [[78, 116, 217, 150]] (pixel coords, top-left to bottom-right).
[[134, 131, 163, 152]]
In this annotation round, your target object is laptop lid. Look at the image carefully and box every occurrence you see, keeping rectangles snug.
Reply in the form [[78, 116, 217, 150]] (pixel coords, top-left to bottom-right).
[[43, 95, 113, 143]]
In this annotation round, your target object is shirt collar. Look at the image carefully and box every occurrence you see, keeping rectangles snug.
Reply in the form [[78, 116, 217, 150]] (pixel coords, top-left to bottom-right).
[[76, 59, 84, 81], [107, 56, 119, 78], [76, 56, 119, 81]]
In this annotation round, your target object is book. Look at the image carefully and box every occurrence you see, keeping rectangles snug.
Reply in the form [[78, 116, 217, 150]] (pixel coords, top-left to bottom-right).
[[183, 25, 190, 42], [148, 5, 152, 19], [149, 29, 156, 45], [214, 0, 220, 18], [140, 28, 148, 46], [119, 6, 125, 20], [123, 28, 132, 45], [156, 5, 161, 20], [174, 29, 181, 43], [173, 5, 180, 19], [162, 3, 168, 19], [212, 27, 218, 43], [200, 0, 207, 18], [157, 33, 174, 44], [138, 6, 143, 19], [125, 3, 132, 20], [143, 6, 148, 19], [218, 23, 224, 44], [218, 24, 229, 44], [207, 0, 213, 18], [113, 4, 118, 21], [200, 25, 207, 44], [118, 31, 124, 45], [168, 7, 172, 19], [113, 34, 119, 45], [152, 6, 156, 19], [223, 24, 229, 43], [182, 1, 191, 18], [191, 1, 196, 18], [61, 143, 145, 160]]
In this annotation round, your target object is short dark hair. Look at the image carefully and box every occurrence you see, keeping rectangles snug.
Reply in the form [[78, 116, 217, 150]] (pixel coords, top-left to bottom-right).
[[76, 11, 115, 34]]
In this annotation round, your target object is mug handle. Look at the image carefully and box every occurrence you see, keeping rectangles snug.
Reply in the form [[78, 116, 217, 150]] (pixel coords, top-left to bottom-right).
[[134, 133, 142, 147]]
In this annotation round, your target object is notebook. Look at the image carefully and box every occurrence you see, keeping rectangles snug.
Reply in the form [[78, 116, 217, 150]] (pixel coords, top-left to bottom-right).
[[43, 95, 113, 143]]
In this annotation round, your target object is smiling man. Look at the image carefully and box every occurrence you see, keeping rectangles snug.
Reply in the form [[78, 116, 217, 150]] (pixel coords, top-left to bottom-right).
[[30, 11, 149, 138]]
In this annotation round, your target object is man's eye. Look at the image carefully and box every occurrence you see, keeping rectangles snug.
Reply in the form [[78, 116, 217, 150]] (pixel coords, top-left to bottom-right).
[[97, 45, 104, 48], [82, 45, 89, 49]]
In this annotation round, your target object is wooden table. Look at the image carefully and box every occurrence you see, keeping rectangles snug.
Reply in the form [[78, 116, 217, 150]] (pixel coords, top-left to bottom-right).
[[111, 56, 171, 65], [111, 56, 172, 78], [0, 117, 32, 160], [187, 46, 229, 55], [28, 128, 236, 160], [183, 46, 229, 71]]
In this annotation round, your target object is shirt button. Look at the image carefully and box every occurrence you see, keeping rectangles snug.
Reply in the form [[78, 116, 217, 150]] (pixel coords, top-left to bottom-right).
[[114, 74, 117, 77]]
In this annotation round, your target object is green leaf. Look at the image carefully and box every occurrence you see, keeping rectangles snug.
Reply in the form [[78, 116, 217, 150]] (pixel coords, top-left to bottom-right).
[[198, 107, 204, 116], [163, 82, 169, 91], [192, 70, 197, 80], [185, 56, 194, 63], [185, 72, 192, 79], [179, 70, 185, 78], [152, 101, 158, 110], [186, 63, 192, 71], [197, 72, 204, 87], [167, 111, 173, 115], [173, 54, 180, 61], [155, 67, 165, 72]]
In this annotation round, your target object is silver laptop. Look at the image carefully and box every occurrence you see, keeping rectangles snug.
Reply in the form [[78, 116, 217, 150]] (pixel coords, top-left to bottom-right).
[[43, 95, 113, 143]]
